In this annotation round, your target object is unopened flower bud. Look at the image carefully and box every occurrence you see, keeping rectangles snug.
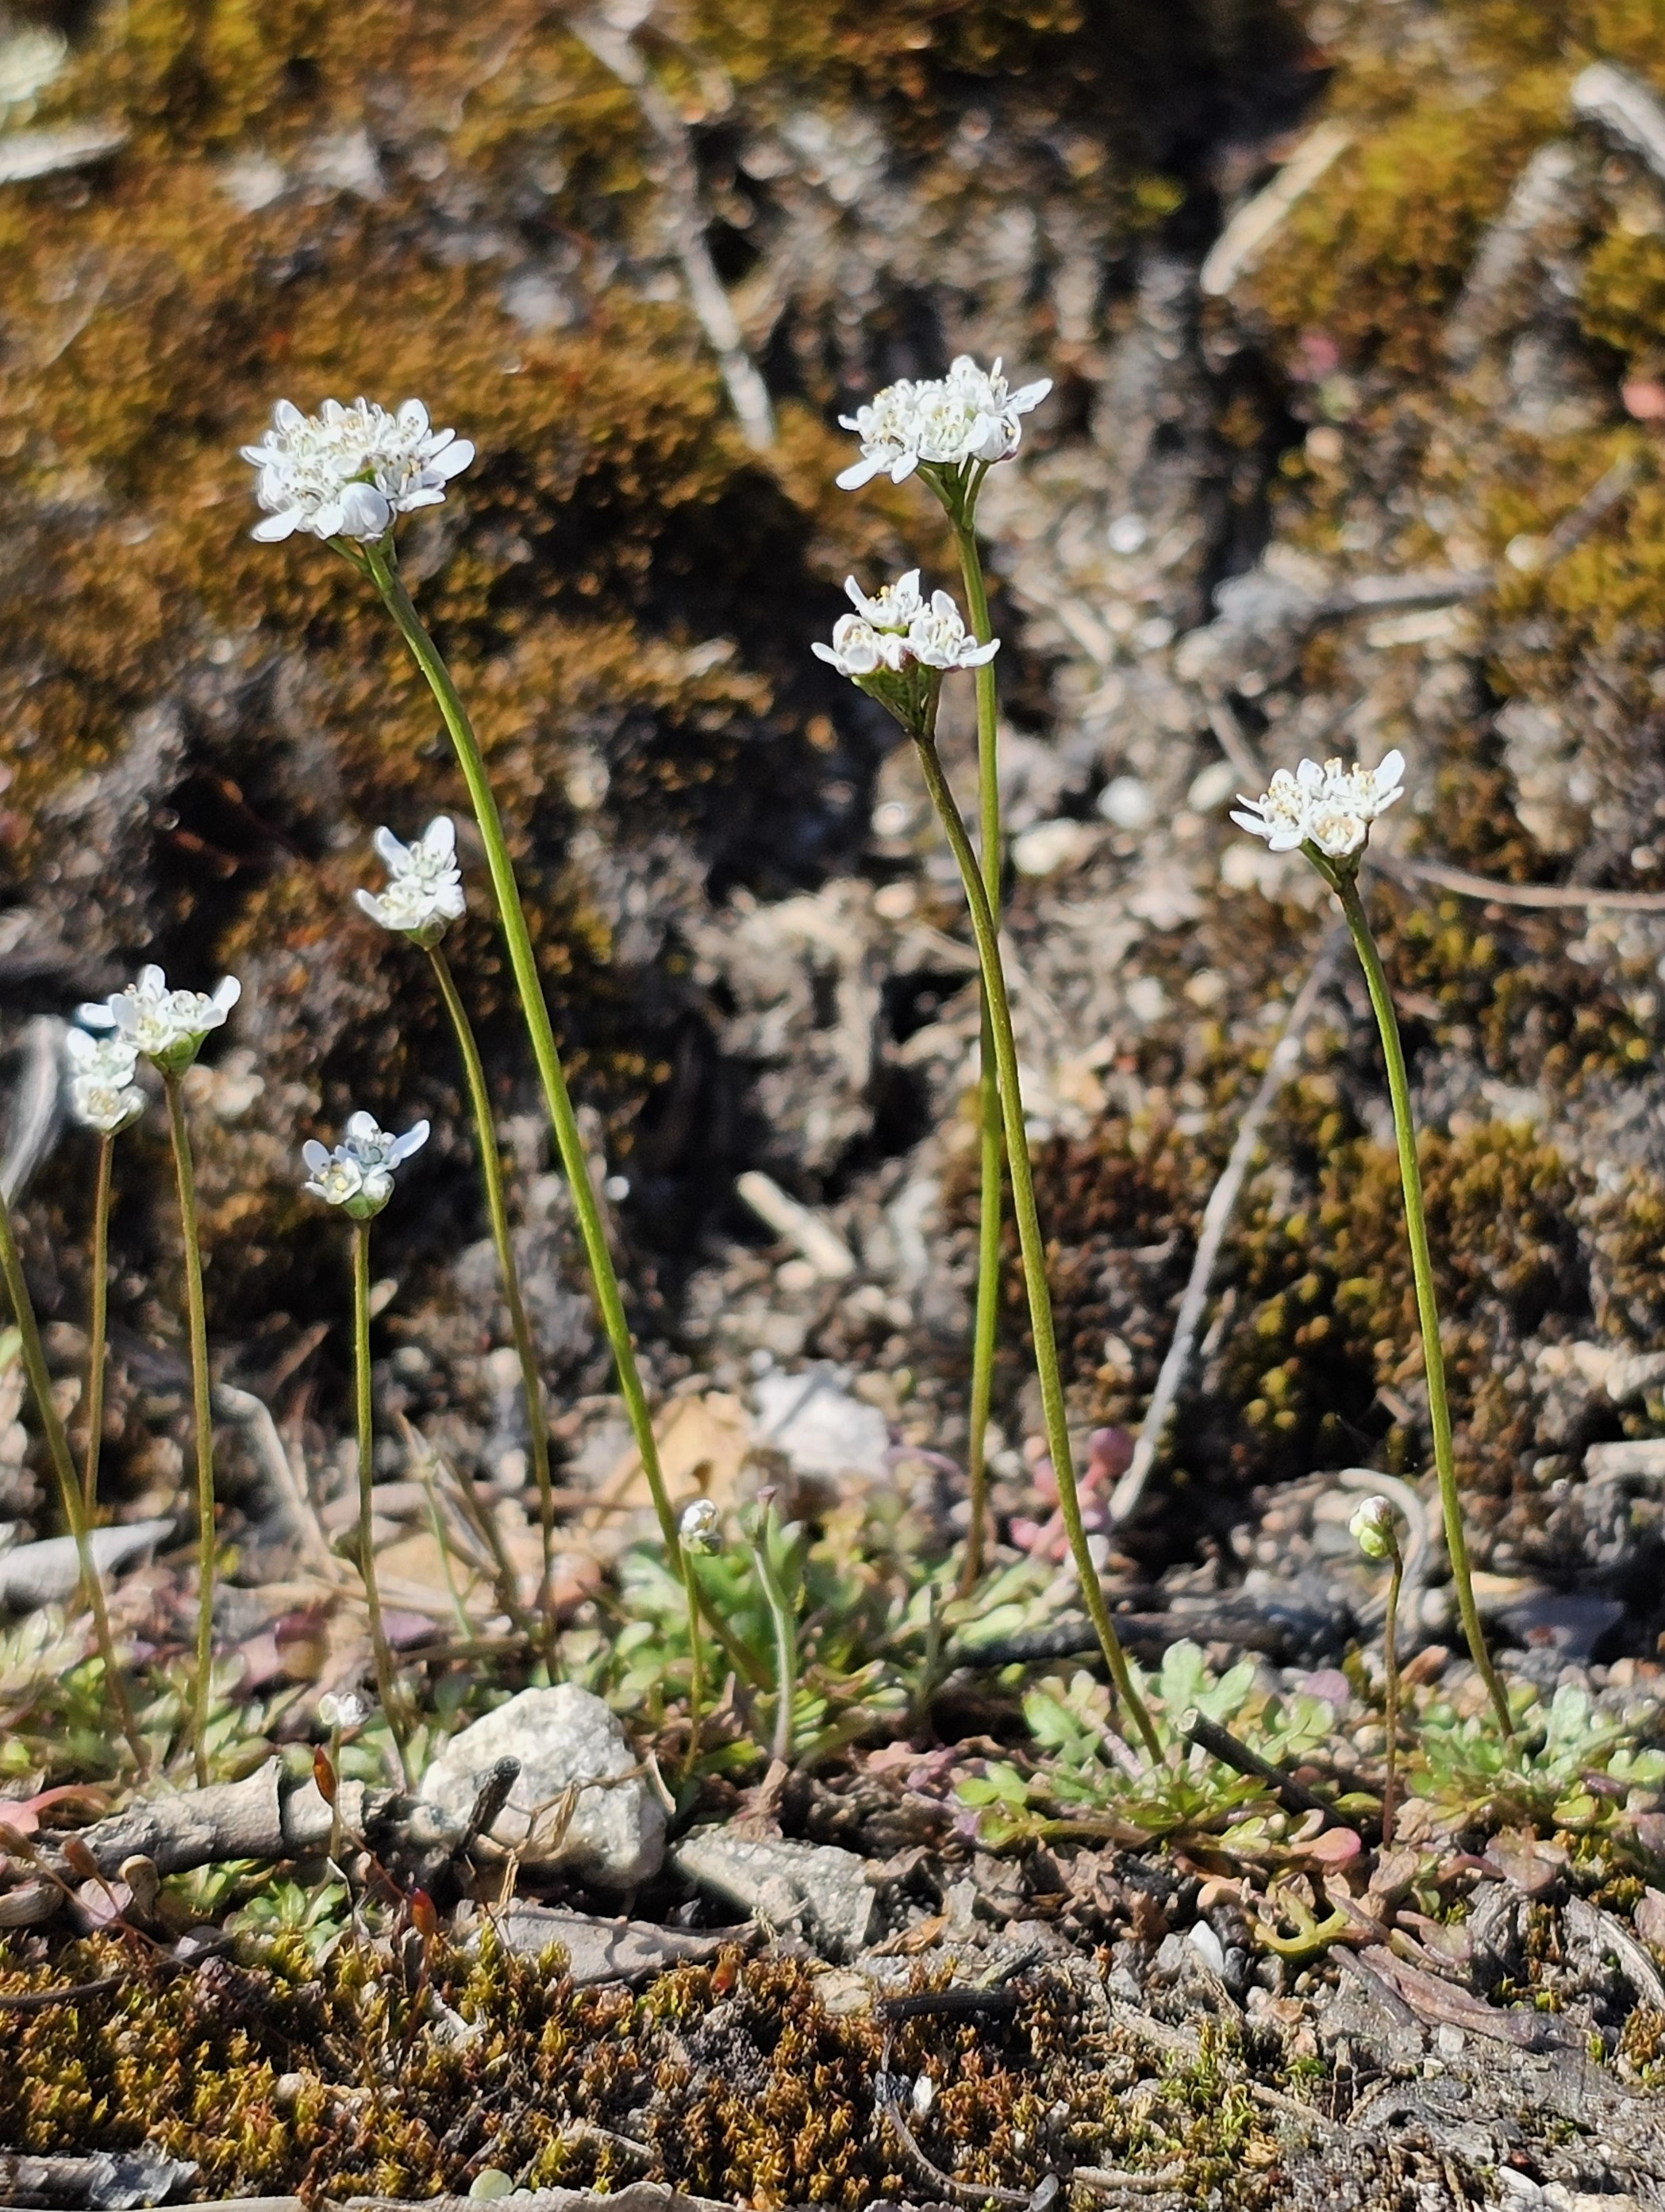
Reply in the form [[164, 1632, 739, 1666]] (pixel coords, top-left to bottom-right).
[[680, 1498, 723, 1554], [1348, 1495, 1399, 1562], [318, 1689, 369, 1733]]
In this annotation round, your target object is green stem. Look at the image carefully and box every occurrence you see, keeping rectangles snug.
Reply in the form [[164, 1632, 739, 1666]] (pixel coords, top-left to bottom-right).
[[366, 545, 762, 1691], [912, 731, 1161, 1761], [954, 517, 1003, 1599], [367, 551, 668, 1537], [80, 1133, 113, 1516], [163, 1071, 219, 1788], [427, 943, 555, 1626], [352, 1218, 410, 1786], [1382, 1538, 1402, 1849], [0, 1178, 144, 1773], [680, 1549, 706, 1778], [1333, 870, 1513, 1740]]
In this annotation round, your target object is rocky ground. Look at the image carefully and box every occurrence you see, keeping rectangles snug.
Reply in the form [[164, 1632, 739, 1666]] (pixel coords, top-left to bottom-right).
[[8, 0, 1665, 2204]]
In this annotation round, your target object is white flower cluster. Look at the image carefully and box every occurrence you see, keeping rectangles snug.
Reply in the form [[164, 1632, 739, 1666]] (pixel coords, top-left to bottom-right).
[[302, 1109, 429, 1220], [813, 571, 999, 683], [79, 966, 241, 1074], [65, 1029, 144, 1136], [1231, 750, 1405, 862], [241, 397, 474, 545], [355, 817, 466, 945], [836, 355, 1051, 491], [317, 1689, 369, 1732]]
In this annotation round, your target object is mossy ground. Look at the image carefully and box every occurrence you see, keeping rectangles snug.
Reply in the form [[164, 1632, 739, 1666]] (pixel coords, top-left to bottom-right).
[[0, 1932, 1284, 2202]]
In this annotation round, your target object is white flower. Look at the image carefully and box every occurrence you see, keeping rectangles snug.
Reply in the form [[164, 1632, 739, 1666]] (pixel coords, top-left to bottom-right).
[[303, 1111, 429, 1219], [1349, 1495, 1399, 1562], [680, 1497, 723, 1553], [812, 613, 909, 679], [1230, 763, 1319, 853], [836, 355, 1051, 490], [355, 816, 466, 945], [1230, 751, 1405, 862], [906, 590, 1001, 671], [64, 1029, 144, 1135], [1307, 750, 1405, 858], [241, 396, 474, 544], [78, 966, 240, 1073], [317, 1689, 369, 1732], [844, 568, 926, 631]]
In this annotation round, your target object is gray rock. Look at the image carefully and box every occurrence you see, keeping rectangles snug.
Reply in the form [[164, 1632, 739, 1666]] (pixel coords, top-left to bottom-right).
[[479, 1899, 737, 1984], [419, 1685, 663, 1888], [752, 1366, 889, 1483], [671, 1829, 878, 1960], [0, 1517, 174, 1611], [1583, 1439, 1665, 1483], [1604, 1350, 1665, 1407]]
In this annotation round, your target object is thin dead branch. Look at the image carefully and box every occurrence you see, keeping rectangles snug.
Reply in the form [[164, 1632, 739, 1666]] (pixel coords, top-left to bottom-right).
[[568, 7, 774, 451], [1110, 933, 1344, 1526]]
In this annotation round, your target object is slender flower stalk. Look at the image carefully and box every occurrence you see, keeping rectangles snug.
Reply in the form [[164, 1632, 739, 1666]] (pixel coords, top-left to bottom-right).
[[832, 358, 1051, 1597], [67, 1022, 144, 1520], [302, 1109, 429, 1787], [76, 966, 240, 1786], [352, 1219, 407, 1783], [240, 397, 758, 1693], [1332, 872, 1513, 1740], [354, 819, 556, 1630], [367, 556, 664, 1515], [360, 547, 747, 1657], [1231, 753, 1513, 1741], [427, 944, 556, 1619], [809, 568, 1159, 1759], [949, 492, 1002, 1596], [910, 728, 1162, 1761], [80, 1134, 113, 1516], [0, 1186, 145, 1772], [1352, 1496, 1405, 1844], [163, 1074, 220, 1787]]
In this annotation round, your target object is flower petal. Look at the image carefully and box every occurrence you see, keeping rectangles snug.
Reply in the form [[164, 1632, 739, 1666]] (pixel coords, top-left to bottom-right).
[[429, 437, 474, 480], [835, 455, 887, 490]]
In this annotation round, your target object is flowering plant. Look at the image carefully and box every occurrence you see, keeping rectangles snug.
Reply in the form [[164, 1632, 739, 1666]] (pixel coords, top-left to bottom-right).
[[64, 1029, 144, 1135], [355, 817, 466, 946], [836, 355, 1051, 495], [78, 966, 240, 1075], [812, 571, 997, 734], [302, 1111, 429, 1220], [1231, 750, 1404, 866], [1230, 751, 1511, 1741], [241, 397, 474, 545]]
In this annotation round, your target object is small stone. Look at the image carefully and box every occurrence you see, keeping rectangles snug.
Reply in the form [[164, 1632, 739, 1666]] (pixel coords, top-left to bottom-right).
[[752, 1366, 889, 1482], [418, 1684, 664, 1888], [1012, 817, 1098, 878], [1187, 1920, 1225, 1975], [1097, 775, 1156, 830], [671, 1830, 879, 1960]]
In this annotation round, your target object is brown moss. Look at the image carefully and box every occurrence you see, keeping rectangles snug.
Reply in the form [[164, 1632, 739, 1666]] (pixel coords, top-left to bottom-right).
[[0, 1931, 1285, 2201]]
